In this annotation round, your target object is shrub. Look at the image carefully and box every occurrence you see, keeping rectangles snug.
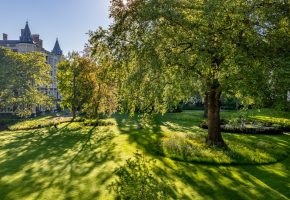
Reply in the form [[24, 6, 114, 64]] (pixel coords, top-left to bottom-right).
[[8, 116, 82, 131], [200, 119, 284, 135], [0, 118, 19, 126], [83, 119, 115, 126]]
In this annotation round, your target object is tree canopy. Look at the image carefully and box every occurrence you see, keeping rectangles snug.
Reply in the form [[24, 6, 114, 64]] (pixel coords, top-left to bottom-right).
[[0, 47, 52, 117], [57, 52, 117, 118], [90, 0, 290, 145]]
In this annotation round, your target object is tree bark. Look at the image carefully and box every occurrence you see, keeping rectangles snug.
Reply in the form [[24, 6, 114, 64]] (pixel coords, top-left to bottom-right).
[[206, 79, 225, 146], [72, 105, 76, 120], [203, 92, 208, 118], [72, 71, 77, 120]]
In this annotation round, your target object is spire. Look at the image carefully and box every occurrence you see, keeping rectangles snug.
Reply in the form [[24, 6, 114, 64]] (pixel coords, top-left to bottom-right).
[[20, 21, 33, 43], [51, 38, 63, 55]]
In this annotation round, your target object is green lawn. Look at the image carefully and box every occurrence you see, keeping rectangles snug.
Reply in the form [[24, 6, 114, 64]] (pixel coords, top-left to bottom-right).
[[0, 110, 289, 199]]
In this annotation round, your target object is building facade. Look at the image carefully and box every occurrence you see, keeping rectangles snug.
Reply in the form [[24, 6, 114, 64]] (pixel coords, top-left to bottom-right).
[[0, 21, 63, 113]]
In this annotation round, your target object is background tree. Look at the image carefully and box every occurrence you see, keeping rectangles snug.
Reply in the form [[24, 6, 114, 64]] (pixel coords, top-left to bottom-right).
[[263, 2, 290, 111], [0, 47, 52, 117], [57, 51, 117, 119], [57, 52, 86, 118], [90, 0, 289, 146]]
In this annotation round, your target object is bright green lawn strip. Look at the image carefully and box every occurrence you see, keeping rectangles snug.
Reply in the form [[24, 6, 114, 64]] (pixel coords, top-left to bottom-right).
[[8, 114, 115, 131], [8, 116, 74, 131], [221, 109, 290, 127]]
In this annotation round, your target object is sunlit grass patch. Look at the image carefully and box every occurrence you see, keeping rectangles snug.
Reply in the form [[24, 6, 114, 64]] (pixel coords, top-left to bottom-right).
[[221, 109, 290, 125], [161, 132, 289, 165], [8, 116, 117, 131], [250, 116, 290, 127], [8, 115, 76, 131], [83, 118, 115, 126]]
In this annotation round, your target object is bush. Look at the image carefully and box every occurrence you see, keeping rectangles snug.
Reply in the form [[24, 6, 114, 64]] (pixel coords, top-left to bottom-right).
[[0, 118, 19, 126], [200, 118, 284, 135], [83, 119, 115, 126], [108, 153, 171, 200], [8, 116, 82, 131]]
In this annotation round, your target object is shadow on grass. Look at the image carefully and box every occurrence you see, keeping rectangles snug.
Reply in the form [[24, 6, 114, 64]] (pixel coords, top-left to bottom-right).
[[114, 113, 164, 155], [114, 111, 290, 199], [150, 149, 290, 200], [0, 110, 289, 199], [0, 125, 117, 200]]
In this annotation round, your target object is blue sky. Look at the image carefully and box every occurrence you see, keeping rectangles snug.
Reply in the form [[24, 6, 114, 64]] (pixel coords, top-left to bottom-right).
[[0, 0, 111, 54]]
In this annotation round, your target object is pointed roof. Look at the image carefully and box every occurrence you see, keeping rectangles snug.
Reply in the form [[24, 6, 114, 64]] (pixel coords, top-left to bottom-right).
[[51, 38, 63, 55], [19, 21, 33, 43]]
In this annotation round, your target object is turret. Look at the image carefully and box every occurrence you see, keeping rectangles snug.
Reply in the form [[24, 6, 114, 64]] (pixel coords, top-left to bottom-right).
[[51, 38, 63, 55], [19, 21, 33, 43]]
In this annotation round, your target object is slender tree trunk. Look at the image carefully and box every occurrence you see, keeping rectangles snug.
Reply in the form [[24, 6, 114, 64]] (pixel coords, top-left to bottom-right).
[[203, 92, 208, 118], [72, 105, 76, 119], [206, 80, 225, 146], [72, 72, 77, 120]]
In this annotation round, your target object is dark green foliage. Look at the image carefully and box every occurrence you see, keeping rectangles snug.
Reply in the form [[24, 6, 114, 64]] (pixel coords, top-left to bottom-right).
[[0, 117, 19, 126], [200, 122, 283, 135], [108, 153, 171, 200], [0, 117, 19, 130], [83, 119, 115, 126], [223, 125, 283, 135]]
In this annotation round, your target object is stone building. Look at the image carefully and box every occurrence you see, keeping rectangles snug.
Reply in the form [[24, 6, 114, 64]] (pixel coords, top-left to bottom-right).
[[0, 21, 62, 113]]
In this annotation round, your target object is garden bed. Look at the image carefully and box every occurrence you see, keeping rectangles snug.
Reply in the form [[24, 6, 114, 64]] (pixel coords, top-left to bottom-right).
[[7, 116, 81, 131], [200, 123, 283, 135]]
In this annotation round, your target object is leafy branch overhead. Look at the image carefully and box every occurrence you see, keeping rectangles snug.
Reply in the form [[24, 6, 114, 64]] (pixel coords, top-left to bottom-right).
[[90, 0, 290, 146]]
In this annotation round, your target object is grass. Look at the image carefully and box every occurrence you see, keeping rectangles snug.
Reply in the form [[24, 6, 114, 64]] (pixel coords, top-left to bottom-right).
[[161, 110, 289, 164], [7, 114, 74, 131], [0, 109, 289, 199], [221, 108, 290, 128], [161, 131, 289, 164], [6, 113, 115, 131]]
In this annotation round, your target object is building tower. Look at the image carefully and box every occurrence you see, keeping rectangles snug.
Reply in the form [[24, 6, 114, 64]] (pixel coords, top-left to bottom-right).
[[47, 38, 63, 106], [17, 21, 37, 53], [20, 21, 33, 43], [52, 38, 63, 55]]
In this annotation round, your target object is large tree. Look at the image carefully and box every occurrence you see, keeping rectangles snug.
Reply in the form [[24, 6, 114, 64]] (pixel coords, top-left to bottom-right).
[[90, 0, 289, 145], [0, 47, 52, 117]]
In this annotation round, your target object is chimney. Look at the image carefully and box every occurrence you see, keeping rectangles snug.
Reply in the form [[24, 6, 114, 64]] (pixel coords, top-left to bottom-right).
[[39, 39, 43, 48], [32, 34, 39, 43], [32, 34, 43, 49], [3, 33, 8, 40]]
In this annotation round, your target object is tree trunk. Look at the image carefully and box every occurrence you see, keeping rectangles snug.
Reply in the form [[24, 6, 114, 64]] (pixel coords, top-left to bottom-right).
[[72, 72, 77, 120], [203, 92, 208, 118], [206, 80, 225, 146], [72, 105, 76, 120]]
